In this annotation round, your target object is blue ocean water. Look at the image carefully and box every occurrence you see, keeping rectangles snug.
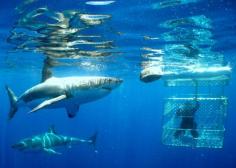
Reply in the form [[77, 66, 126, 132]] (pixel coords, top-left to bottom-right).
[[0, 0, 236, 168]]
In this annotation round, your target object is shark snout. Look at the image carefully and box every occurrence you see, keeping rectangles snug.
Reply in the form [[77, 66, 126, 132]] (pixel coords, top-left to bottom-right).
[[111, 78, 123, 85], [116, 78, 123, 84], [102, 77, 123, 90], [12, 142, 26, 150]]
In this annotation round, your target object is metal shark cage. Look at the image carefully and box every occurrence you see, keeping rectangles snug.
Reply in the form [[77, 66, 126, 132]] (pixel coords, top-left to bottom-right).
[[161, 72, 230, 148]]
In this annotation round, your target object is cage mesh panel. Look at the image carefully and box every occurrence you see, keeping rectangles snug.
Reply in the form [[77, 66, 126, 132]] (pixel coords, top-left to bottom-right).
[[162, 97, 227, 148], [165, 76, 229, 87]]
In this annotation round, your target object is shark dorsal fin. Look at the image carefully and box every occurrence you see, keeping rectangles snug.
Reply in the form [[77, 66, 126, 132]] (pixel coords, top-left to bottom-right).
[[48, 125, 57, 134]]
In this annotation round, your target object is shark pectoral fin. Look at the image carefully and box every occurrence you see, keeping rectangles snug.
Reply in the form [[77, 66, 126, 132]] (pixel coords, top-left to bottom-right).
[[43, 148, 62, 155], [66, 104, 80, 118], [30, 95, 67, 113]]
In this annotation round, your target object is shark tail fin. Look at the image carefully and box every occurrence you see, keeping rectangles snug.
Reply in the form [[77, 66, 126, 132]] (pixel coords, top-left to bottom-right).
[[89, 132, 98, 153], [5, 85, 18, 120]]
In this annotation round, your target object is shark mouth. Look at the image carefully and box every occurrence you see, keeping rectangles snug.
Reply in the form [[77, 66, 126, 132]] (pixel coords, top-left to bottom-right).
[[102, 87, 112, 91]]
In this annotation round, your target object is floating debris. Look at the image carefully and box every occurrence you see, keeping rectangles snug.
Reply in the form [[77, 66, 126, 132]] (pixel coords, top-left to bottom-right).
[[85, 1, 115, 6], [140, 66, 164, 83]]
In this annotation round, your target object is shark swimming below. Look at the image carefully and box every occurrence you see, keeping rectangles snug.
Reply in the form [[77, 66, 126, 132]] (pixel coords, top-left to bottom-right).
[[6, 76, 122, 120], [12, 126, 97, 155]]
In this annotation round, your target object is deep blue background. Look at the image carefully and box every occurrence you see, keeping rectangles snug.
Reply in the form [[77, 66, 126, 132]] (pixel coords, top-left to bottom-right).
[[0, 0, 236, 168]]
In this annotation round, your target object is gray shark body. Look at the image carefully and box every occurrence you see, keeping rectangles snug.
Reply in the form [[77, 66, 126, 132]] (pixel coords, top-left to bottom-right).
[[6, 76, 122, 119], [12, 126, 96, 155]]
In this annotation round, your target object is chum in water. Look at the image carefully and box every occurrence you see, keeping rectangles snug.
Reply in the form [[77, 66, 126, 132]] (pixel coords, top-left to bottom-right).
[[85, 1, 115, 5]]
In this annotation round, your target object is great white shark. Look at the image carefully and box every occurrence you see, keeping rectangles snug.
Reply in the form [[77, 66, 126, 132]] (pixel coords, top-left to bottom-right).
[[6, 76, 122, 119], [12, 126, 97, 155]]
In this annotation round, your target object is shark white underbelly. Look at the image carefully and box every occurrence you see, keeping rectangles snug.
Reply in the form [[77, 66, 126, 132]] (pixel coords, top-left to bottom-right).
[[26, 88, 110, 109]]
